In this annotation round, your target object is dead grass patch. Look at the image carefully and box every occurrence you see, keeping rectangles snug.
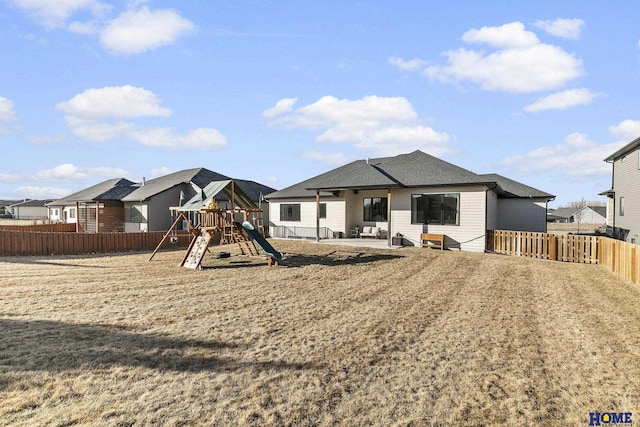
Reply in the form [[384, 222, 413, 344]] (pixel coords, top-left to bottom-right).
[[1, 240, 639, 426]]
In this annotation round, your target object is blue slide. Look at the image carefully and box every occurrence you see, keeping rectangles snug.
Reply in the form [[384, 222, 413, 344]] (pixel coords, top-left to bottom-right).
[[238, 221, 282, 262]]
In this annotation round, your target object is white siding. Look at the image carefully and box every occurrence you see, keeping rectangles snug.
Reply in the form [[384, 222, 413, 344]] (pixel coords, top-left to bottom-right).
[[496, 198, 547, 232], [392, 186, 488, 252], [269, 197, 346, 237]]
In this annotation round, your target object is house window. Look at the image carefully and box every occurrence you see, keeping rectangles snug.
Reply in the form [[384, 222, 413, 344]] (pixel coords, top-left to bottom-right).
[[363, 197, 387, 222], [620, 197, 625, 216], [129, 205, 147, 223], [319, 203, 327, 219], [69, 208, 76, 219], [280, 204, 301, 221], [411, 193, 460, 225], [52, 209, 59, 216]]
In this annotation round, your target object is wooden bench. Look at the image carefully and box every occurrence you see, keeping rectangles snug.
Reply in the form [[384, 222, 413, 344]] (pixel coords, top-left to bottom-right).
[[421, 233, 445, 250]]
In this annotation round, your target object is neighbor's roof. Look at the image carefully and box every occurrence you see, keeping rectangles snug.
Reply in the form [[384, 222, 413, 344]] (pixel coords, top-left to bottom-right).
[[605, 135, 640, 161], [47, 178, 136, 206], [9, 199, 53, 207], [589, 205, 607, 217], [267, 150, 553, 200], [549, 207, 576, 219], [121, 168, 231, 202]]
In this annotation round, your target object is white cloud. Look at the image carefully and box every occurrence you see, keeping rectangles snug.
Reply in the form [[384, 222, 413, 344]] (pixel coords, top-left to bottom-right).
[[30, 163, 132, 183], [534, 18, 584, 40], [264, 95, 453, 157], [524, 88, 599, 112], [12, 186, 72, 199], [0, 96, 18, 134], [57, 86, 227, 150], [56, 85, 171, 119], [423, 21, 583, 93], [462, 21, 539, 48], [499, 133, 625, 178], [129, 127, 227, 149], [388, 56, 428, 71], [262, 98, 297, 118], [100, 6, 194, 54], [9, 0, 111, 29], [608, 120, 640, 142], [0, 172, 22, 183], [150, 166, 173, 178], [302, 151, 349, 165], [10, 1, 193, 55]]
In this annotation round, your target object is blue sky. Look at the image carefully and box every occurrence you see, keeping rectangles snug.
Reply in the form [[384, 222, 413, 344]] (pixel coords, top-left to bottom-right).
[[1, 1, 640, 207]]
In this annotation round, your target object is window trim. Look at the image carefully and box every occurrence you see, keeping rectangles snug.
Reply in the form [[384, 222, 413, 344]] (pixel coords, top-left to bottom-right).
[[411, 193, 460, 226], [363, 197, 388, 222], [280, 203, 301, 222], [319, 203, 327, 219], [620, 196, 625, 217]]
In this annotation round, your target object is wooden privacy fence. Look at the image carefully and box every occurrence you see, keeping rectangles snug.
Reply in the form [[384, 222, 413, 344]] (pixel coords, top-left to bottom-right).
[[487, 229, 640, 285], [0, 223, 76, 232], [0, 230, 191, 256]]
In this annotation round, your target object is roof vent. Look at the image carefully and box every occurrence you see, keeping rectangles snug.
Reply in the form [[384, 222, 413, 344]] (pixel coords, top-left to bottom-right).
[[365, 157, 369, 165]]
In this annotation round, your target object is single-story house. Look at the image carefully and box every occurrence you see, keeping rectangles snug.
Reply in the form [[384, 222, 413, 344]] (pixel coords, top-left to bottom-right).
[[547, 205, 606, 225], [8, 199, 53, 221], [602, 135, 640, 242], [47, 168, 276, 233], [266, 150, 554, 252]]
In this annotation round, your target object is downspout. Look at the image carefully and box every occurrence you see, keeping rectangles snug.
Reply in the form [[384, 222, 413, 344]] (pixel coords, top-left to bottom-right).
[[485, 184, 498, 252], [387, 188, 392, 247], [316, 191, 320, 242]]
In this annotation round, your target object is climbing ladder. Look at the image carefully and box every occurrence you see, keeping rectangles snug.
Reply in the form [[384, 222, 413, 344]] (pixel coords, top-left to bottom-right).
[[181, 229, 212, 269]]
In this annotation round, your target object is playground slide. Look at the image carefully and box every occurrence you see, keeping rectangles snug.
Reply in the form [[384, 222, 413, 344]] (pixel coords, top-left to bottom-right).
[[239, 221, 282, 261]]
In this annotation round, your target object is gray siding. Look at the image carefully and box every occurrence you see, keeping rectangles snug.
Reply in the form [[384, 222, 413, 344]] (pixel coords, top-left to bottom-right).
[[612, 148, 640, 242], [496, 198, 548, 232]]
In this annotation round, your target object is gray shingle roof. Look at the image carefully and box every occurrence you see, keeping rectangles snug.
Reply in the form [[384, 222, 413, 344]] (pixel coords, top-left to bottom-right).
[[121, 168, 231, 202], [478, 173, 554, 198], [605, 136, 640, 161], [267, 150, 553, 199], [47, 178, 136, 206], [9, 199, 53, 207]]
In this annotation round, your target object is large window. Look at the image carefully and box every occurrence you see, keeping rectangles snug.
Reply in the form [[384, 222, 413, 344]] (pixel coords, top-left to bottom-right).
[[363, 197, 387, 222], [412, 193, 460, 225], [280, 204, 301, 221], [129, 204, 147, 223]]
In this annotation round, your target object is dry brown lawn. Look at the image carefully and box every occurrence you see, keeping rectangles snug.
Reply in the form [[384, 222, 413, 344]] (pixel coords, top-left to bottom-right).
[[1, 240, 639, 426]]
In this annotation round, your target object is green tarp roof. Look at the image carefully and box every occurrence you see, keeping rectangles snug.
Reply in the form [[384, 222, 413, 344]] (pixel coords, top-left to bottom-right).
[[178, 180, 258, 211]]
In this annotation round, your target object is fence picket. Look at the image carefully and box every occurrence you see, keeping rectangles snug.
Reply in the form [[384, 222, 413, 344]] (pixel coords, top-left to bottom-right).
[[0, 231, 191, 256], [486, 230, 640, 285]]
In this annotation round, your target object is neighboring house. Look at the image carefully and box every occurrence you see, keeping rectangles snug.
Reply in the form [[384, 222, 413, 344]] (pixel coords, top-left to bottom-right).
[[266, 150, 554, 252], [603, 136, 640, 242], [573, 206, 606, 224], [0, 199, 20, 217], [47, 168, 276, 233], [547, 206, 606, 224], [46, 178, 137, 232], [8, 199, 52, 220]]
